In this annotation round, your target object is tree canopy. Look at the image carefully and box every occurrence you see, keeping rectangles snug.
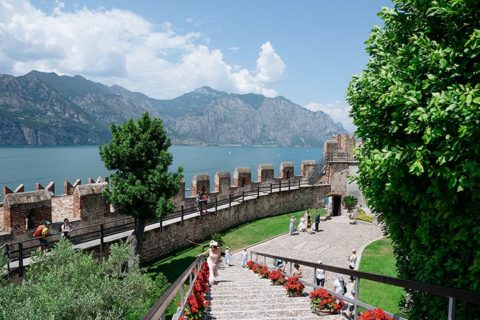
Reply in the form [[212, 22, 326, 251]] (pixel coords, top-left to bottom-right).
[[100, 113, 183, 253], [347, 0, 480, 319]]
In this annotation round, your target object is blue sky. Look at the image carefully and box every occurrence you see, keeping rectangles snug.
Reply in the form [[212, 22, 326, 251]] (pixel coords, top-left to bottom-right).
[[0, 0, 393, 131]]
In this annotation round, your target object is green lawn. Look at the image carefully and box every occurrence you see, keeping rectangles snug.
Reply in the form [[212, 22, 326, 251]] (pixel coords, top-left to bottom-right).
[[144, 207, 325, 318], [358, 238, 405, 315]]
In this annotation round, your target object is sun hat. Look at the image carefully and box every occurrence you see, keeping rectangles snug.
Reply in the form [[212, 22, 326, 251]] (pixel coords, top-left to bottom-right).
[[209, 240, 219, 247]]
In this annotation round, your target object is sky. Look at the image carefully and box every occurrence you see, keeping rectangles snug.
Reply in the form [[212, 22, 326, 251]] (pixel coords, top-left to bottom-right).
[[0, 0, 393, 132]]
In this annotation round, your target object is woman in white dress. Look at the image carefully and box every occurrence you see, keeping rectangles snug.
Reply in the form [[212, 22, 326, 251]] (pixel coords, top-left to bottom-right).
[[206, 240, 222, 285], [298, 215, 306, 232]]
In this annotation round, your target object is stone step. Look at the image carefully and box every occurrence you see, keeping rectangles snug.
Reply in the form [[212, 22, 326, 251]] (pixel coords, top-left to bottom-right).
[[208, 308, 317, 319], [209, 292, 291, 300], [210, 297, 309, 306], [210, 301, 312, 312]]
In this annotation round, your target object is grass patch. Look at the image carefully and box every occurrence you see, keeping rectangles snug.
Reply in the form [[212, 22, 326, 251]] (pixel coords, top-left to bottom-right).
[[144, 207, 325, 318], [358, 238, 405, 315]]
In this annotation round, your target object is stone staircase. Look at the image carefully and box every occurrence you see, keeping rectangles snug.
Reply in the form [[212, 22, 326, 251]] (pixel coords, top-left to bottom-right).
[[208, 260, 343, 320]]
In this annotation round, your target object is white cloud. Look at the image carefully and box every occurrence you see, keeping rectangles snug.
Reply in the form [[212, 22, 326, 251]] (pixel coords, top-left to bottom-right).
[[228, 46, 239, 52], [305, 101, 355, 133], [0, 0, 286, 98]]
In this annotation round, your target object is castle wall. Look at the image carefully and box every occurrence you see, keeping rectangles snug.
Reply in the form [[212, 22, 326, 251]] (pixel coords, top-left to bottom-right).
[[73, 182, 110, 221], [139, 184, 329, 262]]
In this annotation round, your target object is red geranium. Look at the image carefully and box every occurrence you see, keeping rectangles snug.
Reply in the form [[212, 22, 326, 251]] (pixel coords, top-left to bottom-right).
[[258, 265, 271, 278], [183, 262, 211, 319], [269, 269, 286, 285], [359, 309, 393, 320], [284, 276, 305, 297], [246, 260, 255, 270], [310, 288, 344, 313]]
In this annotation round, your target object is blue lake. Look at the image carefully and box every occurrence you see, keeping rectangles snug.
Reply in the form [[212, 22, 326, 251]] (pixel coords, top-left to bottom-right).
[[0, 145, 323, 199]]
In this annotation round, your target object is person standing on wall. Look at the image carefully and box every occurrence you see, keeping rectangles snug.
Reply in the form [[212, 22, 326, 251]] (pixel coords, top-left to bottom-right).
[[60, 218, 74, 239], [196, 191, 203, 214]]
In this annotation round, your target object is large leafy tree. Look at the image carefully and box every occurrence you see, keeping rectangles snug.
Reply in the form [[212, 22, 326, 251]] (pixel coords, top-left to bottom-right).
[[100, 113, 183, 255], [347, 1, 480, 319]]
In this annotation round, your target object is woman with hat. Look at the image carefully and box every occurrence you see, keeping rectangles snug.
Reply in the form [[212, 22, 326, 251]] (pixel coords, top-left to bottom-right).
[[207, 240, 222, 285]]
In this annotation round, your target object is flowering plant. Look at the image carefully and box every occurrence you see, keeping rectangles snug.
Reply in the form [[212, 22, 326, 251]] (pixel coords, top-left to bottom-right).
[[269, 269, 286, 285], [181, 262, 210, 320], [252, 263, 262, 274], [258, 265, 271, 278], [246, 260, 255, 270], [359, 309, 393, 320], [283, 276, 304, 297], [309, 288, 344, 313]]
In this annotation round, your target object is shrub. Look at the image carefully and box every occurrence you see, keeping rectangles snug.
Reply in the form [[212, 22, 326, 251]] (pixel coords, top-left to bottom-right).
[[258, 265, 271, 279], [0, 240, 168, 320], [343, 196, 358, 210], [355, 210, 374, 223]]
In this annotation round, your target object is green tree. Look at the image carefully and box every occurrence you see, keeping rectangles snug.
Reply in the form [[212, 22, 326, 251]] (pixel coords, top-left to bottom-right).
[[0, 240, 168, 320], [347, 1, 480, 319], [100, 113, 183, 255]]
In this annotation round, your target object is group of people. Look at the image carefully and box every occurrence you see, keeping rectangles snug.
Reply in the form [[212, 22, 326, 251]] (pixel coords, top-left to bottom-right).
[[32, 218, 74, 251], [289, 209, 321, 235], [196, 190, 209, 214]]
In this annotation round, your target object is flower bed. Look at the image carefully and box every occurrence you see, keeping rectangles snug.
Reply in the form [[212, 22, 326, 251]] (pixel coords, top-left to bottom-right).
[[309, 288, 343, 315], [258, 265, 271, 279], [284, 276, 304, 297], [359, 308, 393, 320], [181, 262, 210, 320], [269, 269, 286, 285]]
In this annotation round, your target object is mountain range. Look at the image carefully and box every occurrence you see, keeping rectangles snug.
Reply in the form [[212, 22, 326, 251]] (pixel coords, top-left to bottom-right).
[[0, 71, 346, 146]]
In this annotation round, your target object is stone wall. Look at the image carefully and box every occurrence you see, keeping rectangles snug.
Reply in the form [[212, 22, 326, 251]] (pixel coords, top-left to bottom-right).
[[140, 184, 330, 262], [73, 183, 110, 221], [328, 162, 350, 195], [346, 164, 368, 209]]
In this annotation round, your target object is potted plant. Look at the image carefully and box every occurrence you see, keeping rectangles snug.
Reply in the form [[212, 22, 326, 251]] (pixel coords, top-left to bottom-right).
[[310, 288, 344, 316], [258, 265, 271, 279], [284, 276, 305, 297], [343, 196, 358, 213], [269, 269, 286, 285], [359, 308, 393, 320]]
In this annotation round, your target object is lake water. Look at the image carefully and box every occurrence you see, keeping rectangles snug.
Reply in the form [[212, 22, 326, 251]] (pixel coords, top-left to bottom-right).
[[0, 145, 322, 199]]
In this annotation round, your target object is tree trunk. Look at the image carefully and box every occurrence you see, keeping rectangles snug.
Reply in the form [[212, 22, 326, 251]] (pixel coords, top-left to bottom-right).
[[126, 217, 146, 270]]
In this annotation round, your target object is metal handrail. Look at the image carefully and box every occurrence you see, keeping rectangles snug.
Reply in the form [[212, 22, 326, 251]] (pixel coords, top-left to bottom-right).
[[143, 255, 205, 320], [250, 251, 480, 320]]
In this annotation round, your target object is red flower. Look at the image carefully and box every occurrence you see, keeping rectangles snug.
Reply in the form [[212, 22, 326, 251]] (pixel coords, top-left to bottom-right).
[[310, 288, 344, 313], [269, 269, 286, 285], [284, 276, 305, 296], [359, 308, 393, 320]]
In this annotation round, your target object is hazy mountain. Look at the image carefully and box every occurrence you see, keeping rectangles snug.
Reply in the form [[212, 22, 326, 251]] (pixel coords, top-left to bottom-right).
[[0, 71, 345, 146]]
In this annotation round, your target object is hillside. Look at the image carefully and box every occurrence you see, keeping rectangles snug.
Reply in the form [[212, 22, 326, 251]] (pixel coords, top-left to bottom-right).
[[0, 71, 346, 146]]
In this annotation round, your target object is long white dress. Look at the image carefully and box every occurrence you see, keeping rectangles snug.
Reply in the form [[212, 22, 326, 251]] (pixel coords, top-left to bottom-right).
[[297, 216, 306, 232]]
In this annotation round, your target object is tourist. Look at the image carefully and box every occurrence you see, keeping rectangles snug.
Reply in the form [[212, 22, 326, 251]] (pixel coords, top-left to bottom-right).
[[273, 259, 284, 270], [292, 263, 303, 278], [289, 216, 295, 235], [206, 240, 221, 285], [241, 248, 248, 267], [348, 249, 357, 282], [315, 260, 326, 287], [306, 209, 312, 232], [196, 192, 203, 213], [33, 220, 50, 251], [298, 215, 306, 232], [202, 192, 209, 212], [346, 289, 356, 318], [60, 218, 74, 239], [224, 246, 232, 266], [334, 275, 346, 295], [314, 211, 321, 232]]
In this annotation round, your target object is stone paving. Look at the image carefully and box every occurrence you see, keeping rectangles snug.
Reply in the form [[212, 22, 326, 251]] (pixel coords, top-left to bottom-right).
[[233, 215, 384, 296]]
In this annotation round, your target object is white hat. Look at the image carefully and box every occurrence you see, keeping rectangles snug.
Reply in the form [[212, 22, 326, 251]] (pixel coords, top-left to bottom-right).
[[209, 240, 219, 247]]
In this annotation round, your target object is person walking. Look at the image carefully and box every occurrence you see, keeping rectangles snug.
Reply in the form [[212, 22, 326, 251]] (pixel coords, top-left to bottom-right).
[[348, 249, 357, 282], [298, 215, 306, 232], [206, 240, 222, 285], [314, 211, 320, 232], [315, 260, 326, 287], [334, 276, 346, 295], [241, 248, 248, 267], [306, 209, 312, 232], [289, 216, 295, 235], [224, 246, 232, 266], [33, 220, 50, 251], [60, 218, 74, 239]]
